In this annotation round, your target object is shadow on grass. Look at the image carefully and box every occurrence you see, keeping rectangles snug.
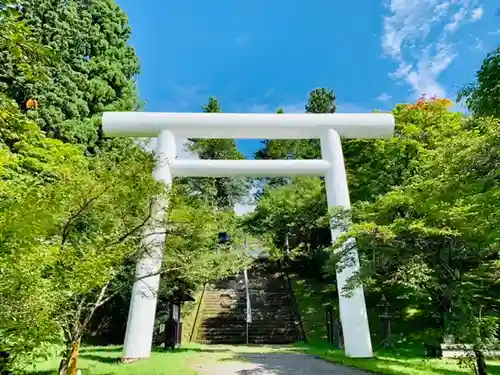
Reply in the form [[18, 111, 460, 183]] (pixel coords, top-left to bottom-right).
[[79, 354, 120, 364], [80, 346, 122, 353], [152, 346, 234, 354], [25, 370, 54, 375]]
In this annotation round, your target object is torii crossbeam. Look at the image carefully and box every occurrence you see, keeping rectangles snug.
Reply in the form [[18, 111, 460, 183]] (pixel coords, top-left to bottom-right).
[[102, 111, 395, 360]]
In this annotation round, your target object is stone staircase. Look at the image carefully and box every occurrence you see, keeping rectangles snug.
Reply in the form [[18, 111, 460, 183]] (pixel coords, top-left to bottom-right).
[[192, 262, 299, 344]]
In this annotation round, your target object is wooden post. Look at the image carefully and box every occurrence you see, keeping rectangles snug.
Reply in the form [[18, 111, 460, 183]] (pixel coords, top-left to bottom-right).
[[69, 339, 80, 375]]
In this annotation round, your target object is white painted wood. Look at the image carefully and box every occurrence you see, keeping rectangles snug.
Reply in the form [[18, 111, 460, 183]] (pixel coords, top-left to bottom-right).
[[321, 129, 373, 358], [122, 130, 175, 360], [171, 159, 331, 177], [103, 112, 395, 139]]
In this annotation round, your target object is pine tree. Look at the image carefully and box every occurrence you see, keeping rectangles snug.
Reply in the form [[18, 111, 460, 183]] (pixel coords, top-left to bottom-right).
[[188, 97, 249, 209], [1, 0, 140, 147]]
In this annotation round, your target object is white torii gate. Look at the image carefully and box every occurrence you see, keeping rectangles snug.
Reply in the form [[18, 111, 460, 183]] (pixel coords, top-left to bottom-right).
[[102, 112, 395, 360]]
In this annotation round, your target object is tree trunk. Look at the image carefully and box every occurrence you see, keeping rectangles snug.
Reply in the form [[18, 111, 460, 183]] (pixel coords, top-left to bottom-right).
[[58, 355, 69, 375], [58, 339, 80, 375], [474, 348, 488, 375]]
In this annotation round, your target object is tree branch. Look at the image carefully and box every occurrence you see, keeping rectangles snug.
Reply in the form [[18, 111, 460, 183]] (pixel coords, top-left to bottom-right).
[[61, 186, 111, 247], [95, 266, 183, 308]]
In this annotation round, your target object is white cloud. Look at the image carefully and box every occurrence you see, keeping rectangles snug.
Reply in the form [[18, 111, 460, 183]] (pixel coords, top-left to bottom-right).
[[382, 0, 482, 98], [488, 29, 500, 35], [444, 7, 467, 33], [471, 7, 484, 21], [377, 92, 393, 101]]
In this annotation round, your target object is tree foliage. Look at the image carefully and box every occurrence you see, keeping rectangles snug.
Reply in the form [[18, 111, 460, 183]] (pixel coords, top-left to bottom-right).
[[187, 96, 250, 209], [339, 112, 500, 372], [458, 46, 500, 118], [0, 3, 52, 94], [0, 91, 159, 370], [0, 6, 246, 372], [255, 88, 337, 163], [1, 0, 141, 147], [245, 98, 500, 366]]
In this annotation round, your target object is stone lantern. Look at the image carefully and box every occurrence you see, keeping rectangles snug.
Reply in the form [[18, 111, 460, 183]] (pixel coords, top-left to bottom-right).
[[377, 294, 392, 347]]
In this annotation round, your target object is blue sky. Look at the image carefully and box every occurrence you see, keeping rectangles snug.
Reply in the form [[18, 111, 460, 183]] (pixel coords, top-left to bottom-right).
[[117, 0, 499, 159]]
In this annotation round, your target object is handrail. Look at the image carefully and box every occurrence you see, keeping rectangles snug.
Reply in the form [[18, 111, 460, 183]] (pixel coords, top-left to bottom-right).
[[243, 268, 252, 344], [189, 283, 207, 343], [283, 268, 308, 343]]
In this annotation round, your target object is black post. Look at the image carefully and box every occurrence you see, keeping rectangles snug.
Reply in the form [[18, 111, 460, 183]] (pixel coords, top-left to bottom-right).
[[164, 302, 174, 351], [326, 305, 334, 345]]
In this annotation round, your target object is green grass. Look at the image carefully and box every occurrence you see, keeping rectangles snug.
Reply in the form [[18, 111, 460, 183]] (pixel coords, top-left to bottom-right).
[[25, 343, 500, 375], [27, 345, 202, 375], [298, 342, 500, 375], [25, 344, 295, 375], [290, 276, 500, 374]]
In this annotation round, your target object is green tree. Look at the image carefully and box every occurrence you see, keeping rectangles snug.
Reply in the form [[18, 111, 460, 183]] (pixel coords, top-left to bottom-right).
[[339, 114, 500, 375], [254, 88, 337, 163], [85, 185, 250, 347], [0, 96, 248, 372], [0, 94, 162, 372], [305, 88, 336, 113], [1, 0, 140, 147], [187, 96, 249, 209], [244, 98, 489, 342], [247, 98, 461, 258], [0, 3, 52, 97], [458, 46, 500, 118], [344, 97, 461, 202], [243, 176, 330, 276]]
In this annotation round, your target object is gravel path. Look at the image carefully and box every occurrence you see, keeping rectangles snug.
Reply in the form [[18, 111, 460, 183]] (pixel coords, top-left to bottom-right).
[[195, 352, 370, 375]]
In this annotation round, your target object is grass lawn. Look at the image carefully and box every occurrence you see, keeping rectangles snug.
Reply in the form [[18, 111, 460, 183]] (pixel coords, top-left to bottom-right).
[[299, 342, 500, 375], [290, 276, 500, 374], [26, 343, 500, 375], [25, 344, 292, 375]]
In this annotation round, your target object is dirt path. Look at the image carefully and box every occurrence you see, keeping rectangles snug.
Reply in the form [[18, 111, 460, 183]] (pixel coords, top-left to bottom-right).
[[194, 352, 370, 375]]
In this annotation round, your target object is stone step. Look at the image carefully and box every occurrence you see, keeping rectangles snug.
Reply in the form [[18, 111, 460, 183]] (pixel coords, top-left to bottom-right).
[[203, 298, 290, 305], [198, 327, 297, 337], [204, 290, 288, 297], [194, 265, 297, 346], [201, 313, 294, 320], [201, 305, 292, 312], [200, 314, 295, 322], [200, 322, 297, 329], [196, 336, 296, 345]]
